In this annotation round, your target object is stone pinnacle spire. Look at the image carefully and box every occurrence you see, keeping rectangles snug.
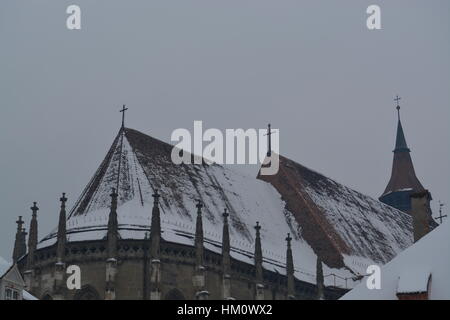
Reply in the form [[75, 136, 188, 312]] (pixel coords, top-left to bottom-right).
[[12, 216, 26, 262], [194, 200, 204, 268], [149, 190, 162, 259], [286, 233, 295, 299], [56, 193, 67, 263], [106, 188, 119, 259], [221, 208, 232, 299], [254, 222, 264, 300], [26, 202, 39, 269], [222, 208, 231, 276]]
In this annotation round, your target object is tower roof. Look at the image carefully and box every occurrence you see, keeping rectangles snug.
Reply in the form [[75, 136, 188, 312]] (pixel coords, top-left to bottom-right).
[[382, 105, 424, 196], [394, 118, 410, 153]]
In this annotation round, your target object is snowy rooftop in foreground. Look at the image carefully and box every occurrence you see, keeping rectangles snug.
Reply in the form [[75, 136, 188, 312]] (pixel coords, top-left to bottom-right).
[[341, 220, 450, 299], [0, 256, 12, 278], [38, 128, 413, 288]]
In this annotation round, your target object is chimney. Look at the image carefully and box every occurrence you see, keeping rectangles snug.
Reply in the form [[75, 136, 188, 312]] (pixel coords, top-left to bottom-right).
[[410, 190, 432, 242]]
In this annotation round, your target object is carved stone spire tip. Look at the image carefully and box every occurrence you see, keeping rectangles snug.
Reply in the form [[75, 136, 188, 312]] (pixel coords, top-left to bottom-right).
[[152, 189, 160, 202], [110, 188, 118, 197]]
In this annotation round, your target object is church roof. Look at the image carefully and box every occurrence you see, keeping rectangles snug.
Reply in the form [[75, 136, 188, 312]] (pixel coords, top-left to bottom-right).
[[39, 127, 413, 287], [258, 155, 413, 269]]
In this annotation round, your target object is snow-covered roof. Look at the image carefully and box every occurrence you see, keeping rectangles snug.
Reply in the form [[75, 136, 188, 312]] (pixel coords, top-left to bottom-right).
[[259, 155, 413, 268], [341, 220, 450, 299], [38, 128, 413, 288], [397, 269, 430, 294], [0, 256, 12, 279], [23, 290, 38, 300]]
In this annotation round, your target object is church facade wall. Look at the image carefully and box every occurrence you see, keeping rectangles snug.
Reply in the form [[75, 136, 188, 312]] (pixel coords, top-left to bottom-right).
[[18, 239, 347, 300]]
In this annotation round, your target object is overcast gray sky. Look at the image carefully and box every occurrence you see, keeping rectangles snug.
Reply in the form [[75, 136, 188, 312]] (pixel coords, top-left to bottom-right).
[[0, 0, 449, 259]]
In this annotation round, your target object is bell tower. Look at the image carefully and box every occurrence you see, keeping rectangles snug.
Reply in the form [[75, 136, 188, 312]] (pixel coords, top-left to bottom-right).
[[379, 96, 431, 217]]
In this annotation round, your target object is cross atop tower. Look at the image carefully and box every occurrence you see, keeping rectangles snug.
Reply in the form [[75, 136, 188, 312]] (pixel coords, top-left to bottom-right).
[[394, 95, 401, 119], [435, 201, 447, 224], [120, 105, 128, 129], [264, 123, 276, 157]]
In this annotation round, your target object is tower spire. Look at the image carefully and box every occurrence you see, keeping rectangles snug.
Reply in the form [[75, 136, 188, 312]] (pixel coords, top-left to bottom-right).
[[393, 96, 410, 153], [380, 96, 429, 216]]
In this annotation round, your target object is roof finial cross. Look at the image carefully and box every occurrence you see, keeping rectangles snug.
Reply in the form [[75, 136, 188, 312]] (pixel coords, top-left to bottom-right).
[[435, 201, 447, 224], [120, 105, 128, 129], [264, 123, 276, 157], [394, 95, 401, 120], [286, 232, 292, 247]]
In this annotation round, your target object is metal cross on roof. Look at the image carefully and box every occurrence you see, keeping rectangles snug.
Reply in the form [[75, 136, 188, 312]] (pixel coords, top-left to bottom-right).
[[435, 201, 447, 224], [264, 123, 276, 157], [120, 105, 128, 128], [394, 95, 402, 119]]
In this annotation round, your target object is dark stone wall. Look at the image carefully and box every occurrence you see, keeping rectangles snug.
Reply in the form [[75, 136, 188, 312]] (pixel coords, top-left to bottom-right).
[[18, 239, 348, 300]]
